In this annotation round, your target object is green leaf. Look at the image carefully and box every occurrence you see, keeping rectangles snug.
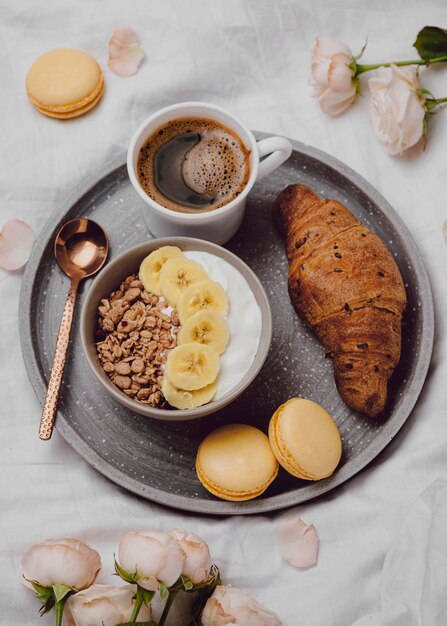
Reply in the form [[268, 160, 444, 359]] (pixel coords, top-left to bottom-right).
[[29, 580, 53, 602], [52, 583, 72, 603], [141, 588, 155, 606], [181, 576, 194, 591], [159, 582, 169, 601], [414, 26, 447, 60], [29, 580, 48, 595], [114, 559, 136, 583], [355, 37, 368, 61]]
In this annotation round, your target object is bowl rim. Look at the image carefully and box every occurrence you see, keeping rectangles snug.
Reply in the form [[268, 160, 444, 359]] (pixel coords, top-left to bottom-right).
[[80, 236, 272, 421]]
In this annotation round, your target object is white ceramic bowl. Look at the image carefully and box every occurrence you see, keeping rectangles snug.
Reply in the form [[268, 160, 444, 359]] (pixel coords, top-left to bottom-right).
[[80, 237, 272, 421]]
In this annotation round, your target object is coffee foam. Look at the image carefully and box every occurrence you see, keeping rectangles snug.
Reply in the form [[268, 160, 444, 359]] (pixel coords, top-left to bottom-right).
[[137, 118, 251, 213]]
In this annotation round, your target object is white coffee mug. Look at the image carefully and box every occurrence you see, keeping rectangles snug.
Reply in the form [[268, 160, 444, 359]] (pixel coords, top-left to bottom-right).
[[127, 102, 292, 245]]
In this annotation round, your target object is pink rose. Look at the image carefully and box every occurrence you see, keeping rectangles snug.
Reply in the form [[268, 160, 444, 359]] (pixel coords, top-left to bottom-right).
[[65, 584, 152, 626], [170, 529, 212, 585], [117, 530, 185, 591], [312, 36, 358, 116], [200, 585, 281, 626], [21, 538, 101, 591], [368, 64, 426, 155]]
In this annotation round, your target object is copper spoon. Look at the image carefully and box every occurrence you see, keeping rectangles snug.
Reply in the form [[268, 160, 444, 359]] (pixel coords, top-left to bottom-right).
[[38, 218, 108, 440]]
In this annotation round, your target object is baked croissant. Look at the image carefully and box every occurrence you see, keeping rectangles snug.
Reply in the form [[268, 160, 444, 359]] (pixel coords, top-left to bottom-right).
[[274, 184, 407, 417]]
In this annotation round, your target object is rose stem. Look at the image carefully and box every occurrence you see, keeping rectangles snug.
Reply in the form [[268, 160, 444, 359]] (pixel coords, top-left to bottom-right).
[[55, 601, 64, 626], [355, 55, 447, 75], [158, 589, 178, 626], [129, 586, 144, 622], [426, 96, 447, 111]]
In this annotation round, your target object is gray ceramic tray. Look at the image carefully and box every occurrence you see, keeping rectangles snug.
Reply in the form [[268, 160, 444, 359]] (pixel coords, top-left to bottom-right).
[[19, 134, 434, 515]]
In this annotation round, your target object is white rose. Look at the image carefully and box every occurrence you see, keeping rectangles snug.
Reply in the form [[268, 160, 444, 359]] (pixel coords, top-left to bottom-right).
[[65, 584, 152, 626], [200, 585, 281, 626], [170, 529, 212, 585], [311, 36, 357, 116], [21, 538, 101, 591], [117, 530, 185, 591], [368, 64, 426, 155]]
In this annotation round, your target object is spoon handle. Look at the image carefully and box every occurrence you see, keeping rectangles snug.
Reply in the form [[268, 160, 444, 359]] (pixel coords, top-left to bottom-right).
[[39, 280, 79, 440]]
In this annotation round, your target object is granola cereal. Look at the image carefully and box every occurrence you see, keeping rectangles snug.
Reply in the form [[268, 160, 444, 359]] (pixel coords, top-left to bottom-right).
[[95, 273, 179, 408]]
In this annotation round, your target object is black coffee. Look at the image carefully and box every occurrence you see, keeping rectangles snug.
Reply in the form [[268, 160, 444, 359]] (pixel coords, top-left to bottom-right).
[[137, 117, 251, 213]]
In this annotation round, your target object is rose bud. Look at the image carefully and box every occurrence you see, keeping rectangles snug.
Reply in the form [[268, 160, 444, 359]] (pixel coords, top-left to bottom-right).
[[368, 64, 426, 155], [170, 529, 212, 586], [311, 35, 358, 116], [21, 538, 101, 592], [65, 583, 152, 626], [117, 530, 185, 591], [200, 585, 281, 626]]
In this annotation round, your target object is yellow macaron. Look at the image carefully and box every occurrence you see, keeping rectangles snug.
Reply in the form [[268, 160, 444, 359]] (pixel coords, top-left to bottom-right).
[[26, 48, 104, 119], [269, 398, 342, 480], [196, 424, 279, 501]]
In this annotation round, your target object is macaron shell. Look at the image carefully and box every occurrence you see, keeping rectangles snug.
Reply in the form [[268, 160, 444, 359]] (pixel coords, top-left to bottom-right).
[[268, 412, 304, 478], [269, 398, 342, 480], [269, 410, 317, 480], [196, 424, 278, 501], [196, 459, 275, 501], [33, 79, 105, 119], [26, 48, 102, 107]]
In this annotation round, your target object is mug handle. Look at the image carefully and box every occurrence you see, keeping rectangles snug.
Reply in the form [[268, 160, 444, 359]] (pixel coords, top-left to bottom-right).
[[256, 136, 293, 181]]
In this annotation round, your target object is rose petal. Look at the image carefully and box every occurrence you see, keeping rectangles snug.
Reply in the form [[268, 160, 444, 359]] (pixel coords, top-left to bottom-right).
[[117, 530, 185, 590], [0, 219, 34, 271], [200, 597, 235, 626], [311, 35, 356, 116], [65, 584, 152, 626], [231, 605, 281, 626], [277, 517, 319, 568], [110, 26, 141, 47], [314, 35, 353, 60], [21, 538, 101, 590], [108, 27, 145, 77], [170, 529, 211, 585], [201, 587, 281, 626], [368, 65, 425, 156]]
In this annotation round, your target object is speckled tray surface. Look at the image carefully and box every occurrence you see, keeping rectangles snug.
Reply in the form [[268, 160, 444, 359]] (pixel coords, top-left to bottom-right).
[[19, 133, 434, 515]]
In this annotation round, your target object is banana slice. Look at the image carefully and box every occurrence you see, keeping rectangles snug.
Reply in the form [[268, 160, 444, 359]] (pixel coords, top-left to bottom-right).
[[159, 257, 208, 307], [166, 343, 220, 391], [139, 246, 183, 295], [177, 279, 229, 323], [162, 377, 218, 409], [178, 310, 229, 355]]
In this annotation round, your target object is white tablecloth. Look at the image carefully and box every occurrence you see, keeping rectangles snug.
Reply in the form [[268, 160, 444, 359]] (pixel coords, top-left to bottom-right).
[[2, 1, 447, 624]]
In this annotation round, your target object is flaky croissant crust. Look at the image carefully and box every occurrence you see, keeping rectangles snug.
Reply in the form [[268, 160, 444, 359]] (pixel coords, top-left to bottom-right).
[[274, 184, 407, 417]]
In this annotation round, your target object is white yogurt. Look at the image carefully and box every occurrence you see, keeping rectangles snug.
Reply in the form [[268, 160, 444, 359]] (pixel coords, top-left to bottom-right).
[[183, 250, 262, 400]]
